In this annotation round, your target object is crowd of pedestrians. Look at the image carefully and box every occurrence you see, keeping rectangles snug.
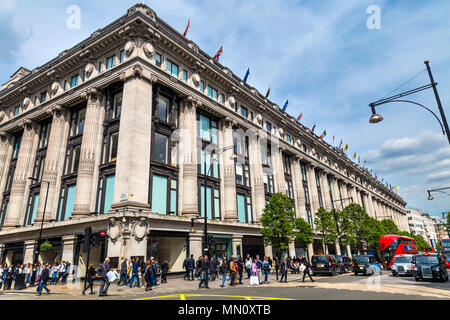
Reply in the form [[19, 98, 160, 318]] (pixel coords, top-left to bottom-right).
[[0, 261, 71, 295]]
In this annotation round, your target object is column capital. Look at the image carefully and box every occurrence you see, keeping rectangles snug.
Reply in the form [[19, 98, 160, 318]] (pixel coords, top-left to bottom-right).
[[184, 95, 202, 109], [119, 65, 157, 83], [222, 116, 237, 128], [18, 118, 39, 131]]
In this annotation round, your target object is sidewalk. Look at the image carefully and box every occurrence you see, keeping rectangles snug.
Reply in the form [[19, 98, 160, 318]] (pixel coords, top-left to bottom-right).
[[1, 271, 307, 298]]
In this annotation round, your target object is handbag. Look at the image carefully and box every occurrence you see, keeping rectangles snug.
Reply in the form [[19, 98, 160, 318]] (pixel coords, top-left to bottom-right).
[[299, 264, 306, 273], [250, 275, 259, 285], [106, 270, 116, 282]]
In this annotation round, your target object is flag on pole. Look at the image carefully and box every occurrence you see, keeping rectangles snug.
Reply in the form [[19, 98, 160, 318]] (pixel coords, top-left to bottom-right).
[[297, 112, 303, 122], [353, 152, 356, 159], [358, 155, 360, 164], [182, 19, 190, 37], [265, 86, 271, 99], [311, 124, 316, 133], [213, 46, 223, 61], [381, 178, 384, 182], [332, 135, 335, 145], [282, 100, 288, 112], [344, 144, 348, 151], [243, 68, 250, 83], [393, 185, 397, 189], [319, 130, 327, 139], [364, 160, 366, 167], [339, 139, 343, 148]]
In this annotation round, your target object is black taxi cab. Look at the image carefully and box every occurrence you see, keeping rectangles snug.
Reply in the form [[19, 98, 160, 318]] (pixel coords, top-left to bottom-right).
[[413, 253, 448, 282], [311, 255, 338, 276]]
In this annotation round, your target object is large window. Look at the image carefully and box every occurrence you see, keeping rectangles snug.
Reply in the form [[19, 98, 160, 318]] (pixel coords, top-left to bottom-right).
[[153, 93, 179, 126], [315, 169, 324, 209], [327, 175, 334, 209], [237, 194, 252, 223], [208, 85, 218, 101], [0, 199, 9, 226], [199, 185, 221, 220], [150, 174, 177, 215], [106, 55, 116, 70], [197, 113, 218, 144], [71, 75, 78, 88], [96, 174, 115, 214], [283, 154, 294, 201], [23, 192, 39, 226], [166, 59, 179, 77], [69, 108, 86, 137], [153, 132, 169, 164], [56, 184, 76, 221], [235, 133, 252, 223], [301, 162, 313, 227], [112, 92, 122, 119], [240, 106, 248, 118], [155, 53, 162, 67], [263, 168, 275, 194], [40, 91, 47, 104], [38, 122, 51, 149]]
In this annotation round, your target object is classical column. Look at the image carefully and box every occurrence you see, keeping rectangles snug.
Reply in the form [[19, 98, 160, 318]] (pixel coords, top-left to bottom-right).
[[306, 163, 320, 214], [288, 241, 296, 258], [248, 134, 265, 222], [320, 171, 332, 211], [231, 234, 243, 258], [366, 192, 375, 217], [189, 231, 203, 259], [23, 240, 36, 264], [112, 68, 155, 208], [273, 145, 286, 194], [350, 185, 359, 206], [221, 117, 238, 221], [180, 96, 199, 216], [35, 105, 69, 222], [341, 182, 349, 203], [356, 188, 363, 207], [292, 157, 306, 219], [346, 244, 352, 257], [3, 120, 39, 228], [307, 243, 314, 259], [335, 241, 341, 256], [264, 244, 273, 259], [72, 88, 105, 217], [331, 177, 341, 210], [61, 235, 77, 281], [0, 133, 13, 204]]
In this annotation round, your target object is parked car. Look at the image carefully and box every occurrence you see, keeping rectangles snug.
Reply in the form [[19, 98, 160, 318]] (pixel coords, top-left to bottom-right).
[[311, 255, 338, 276], [336, 255, 352, 273], [413, 253, 448, 282], [391, 254, 415, 277], [353, 255, 377, 276]]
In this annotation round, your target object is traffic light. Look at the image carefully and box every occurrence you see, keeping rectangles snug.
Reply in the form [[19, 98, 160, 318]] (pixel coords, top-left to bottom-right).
[[83, 227, 92, 252], [91, 230, 107, 247], [207, 235, 214, 247]]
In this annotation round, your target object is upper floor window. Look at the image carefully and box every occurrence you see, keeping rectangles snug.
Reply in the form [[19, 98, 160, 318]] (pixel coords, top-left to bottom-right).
[[263, 168, 275, 194], [153, 132, 169, 164], [300, 162, 308, 182], [199, 80, 205, 93], [98, 61, 102, 74], [236, 162, 250, 187], [240, 106, 248, 118], [220, 94, 225, 104], [38, 122, 52, 149], [119, 50, 125, 63], [106, 55, 116, 70], [40, 91, 47, 104], [266, 121, 272, 133], [12, 135, 22, 160], [261, 142, 272, 166], [197, 113, 218, 144], [182, 70, 188, 82], [69, 108, 86, 137], [63, 145, 81, 175], [14, 106, 20, 117], [71, 75, 78, 88], [207, 86, 218, 101], [112, 92, 122, 119], [286, 134, 291, 144], [166, 59, 179, 77], [283, 154, 292, 175], [157, 95, 170, 123], [101, 132, 119, 164], [315, 170, 321, 187], [155, 53, 162, 67]]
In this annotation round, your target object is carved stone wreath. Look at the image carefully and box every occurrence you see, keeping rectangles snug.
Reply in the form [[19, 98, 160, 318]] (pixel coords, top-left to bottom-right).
[[108, 219, 122, 242], [124, 40, 135, 57], [278, 127, 284, 137], [51, 82, 60, 96], [84, 63, 94, 79], [191, 73, 200, 87], [142, 41, 155, 59], [227, 96, 235, 108], [131, 218, 149, 241], [255, 114, 263, 125], [23, 97, 31, 110]]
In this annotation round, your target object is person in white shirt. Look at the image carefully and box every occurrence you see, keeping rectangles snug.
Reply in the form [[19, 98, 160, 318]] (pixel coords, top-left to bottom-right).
[[56, 261, 66, 284]]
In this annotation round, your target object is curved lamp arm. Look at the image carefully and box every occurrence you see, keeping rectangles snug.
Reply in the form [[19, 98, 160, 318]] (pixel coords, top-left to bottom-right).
[[433, 190, 450, 197], [376, 99, 445, 135]]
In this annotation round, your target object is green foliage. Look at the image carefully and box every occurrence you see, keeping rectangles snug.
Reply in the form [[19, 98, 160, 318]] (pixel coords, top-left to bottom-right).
[[365, 216, 386, 249], [260, 193, 314, 251], [260, 193, 297, 251], [314, 208, 338, 245], [340, 204, 369, 251], [380, 219, 400, 235], [40, 240, 53, 252], [412, 234, 430, 252], [446, 213, 450, 237]]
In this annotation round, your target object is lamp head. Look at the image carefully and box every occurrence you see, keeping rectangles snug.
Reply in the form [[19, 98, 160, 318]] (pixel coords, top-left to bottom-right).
[[427, 191, 434, 200], [369, 104, 383, 124]]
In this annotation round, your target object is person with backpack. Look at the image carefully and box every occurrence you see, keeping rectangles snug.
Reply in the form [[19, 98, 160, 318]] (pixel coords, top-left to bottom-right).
[[273, 256, 279, 280], [263, 257, 271, 283], [245, 254, 252, 279], [195, 256, 203, 279], [82, 263, 97, 295]]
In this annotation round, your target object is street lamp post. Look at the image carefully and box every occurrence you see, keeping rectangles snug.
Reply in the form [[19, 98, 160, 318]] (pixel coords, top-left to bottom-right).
[[427, 187, 450, 200], [331, 196, 353, 255], [27, 177, 50, 264], [368, 60, 450, 145]]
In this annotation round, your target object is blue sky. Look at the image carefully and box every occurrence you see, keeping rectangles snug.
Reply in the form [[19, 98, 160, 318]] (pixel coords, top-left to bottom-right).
[[1, 0, 449, 217]]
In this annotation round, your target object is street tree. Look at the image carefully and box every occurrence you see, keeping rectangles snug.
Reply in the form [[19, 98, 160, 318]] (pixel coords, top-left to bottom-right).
[[341, 204, 369, 252], [260, 193, 313, 257], [380, 219, 400, 235], [314, 208, 338, 253]]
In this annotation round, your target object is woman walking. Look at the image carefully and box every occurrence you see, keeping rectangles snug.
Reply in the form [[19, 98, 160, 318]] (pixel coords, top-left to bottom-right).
[[263, 257, 271, 283], [144, 260, 152, 291], [302, 258, 315, 282], [280, 257, 288, 283], [161, 260, 169, 284], [219, 257, 228, 288], [82, 264, 97, 295]]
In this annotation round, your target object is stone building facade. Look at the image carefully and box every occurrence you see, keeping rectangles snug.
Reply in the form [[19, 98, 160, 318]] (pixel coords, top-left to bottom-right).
[[0, 4, 408, 276]]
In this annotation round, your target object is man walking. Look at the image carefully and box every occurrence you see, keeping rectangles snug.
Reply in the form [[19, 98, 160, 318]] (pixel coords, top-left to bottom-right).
[[229, 257, 237, 286], [280, 257, 288, 282], [245, 254, 252, 279], [129, 257, 140, 288], [302, 258, 315, 282], [219, 257, 228, 288], [183, 257, 189, 280], [198, 255, 210, 289], [55, 261, 65, 284], [62, 261, 70, 285], [118, 257, 128, 286], [187, 254, 195, 280], [99, 258, 111, 296], [36, 264, 50, 296]]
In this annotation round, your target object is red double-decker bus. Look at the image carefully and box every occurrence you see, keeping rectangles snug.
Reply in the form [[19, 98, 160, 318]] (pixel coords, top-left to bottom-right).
[[440, 239, 450, 268], [379, 235, 417, 269]]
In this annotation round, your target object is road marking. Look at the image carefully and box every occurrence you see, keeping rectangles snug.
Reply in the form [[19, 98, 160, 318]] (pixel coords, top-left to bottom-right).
[[135, 294, 294, 300]]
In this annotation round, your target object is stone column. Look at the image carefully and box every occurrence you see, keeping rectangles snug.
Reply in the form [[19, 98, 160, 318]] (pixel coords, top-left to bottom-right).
[[366, 192, 375, 217], [331, 177, 342, 209], [346, 244, 352, 257], [350, 185, 359, 206], [3, 120, 39, 228], [373, 198, 380, 219], [180, 96, 199, 216], [288, 241, 296, 258], [335, 241, 341, 256], [231, 234, 243, 258], [0, 133, 13, 204], [72, 88, 105, 217], [320, 171, 332, 211], [61, 235, 77, 265], [341, 182, 349, 203], [307, 243, 314, 259], [264, 244, 273, 259], [248, 134, 265, 222], [112, 68, 155, 207], [23, 240, 36, 264], [273, 145, 286, 194], [35, 105, 69, 222], [222, 118, 238, 221], [356, 188, 363, 207], [189, 231, 203, 259], [292, 157, 306, 219], [306, 163, 320, 214]]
